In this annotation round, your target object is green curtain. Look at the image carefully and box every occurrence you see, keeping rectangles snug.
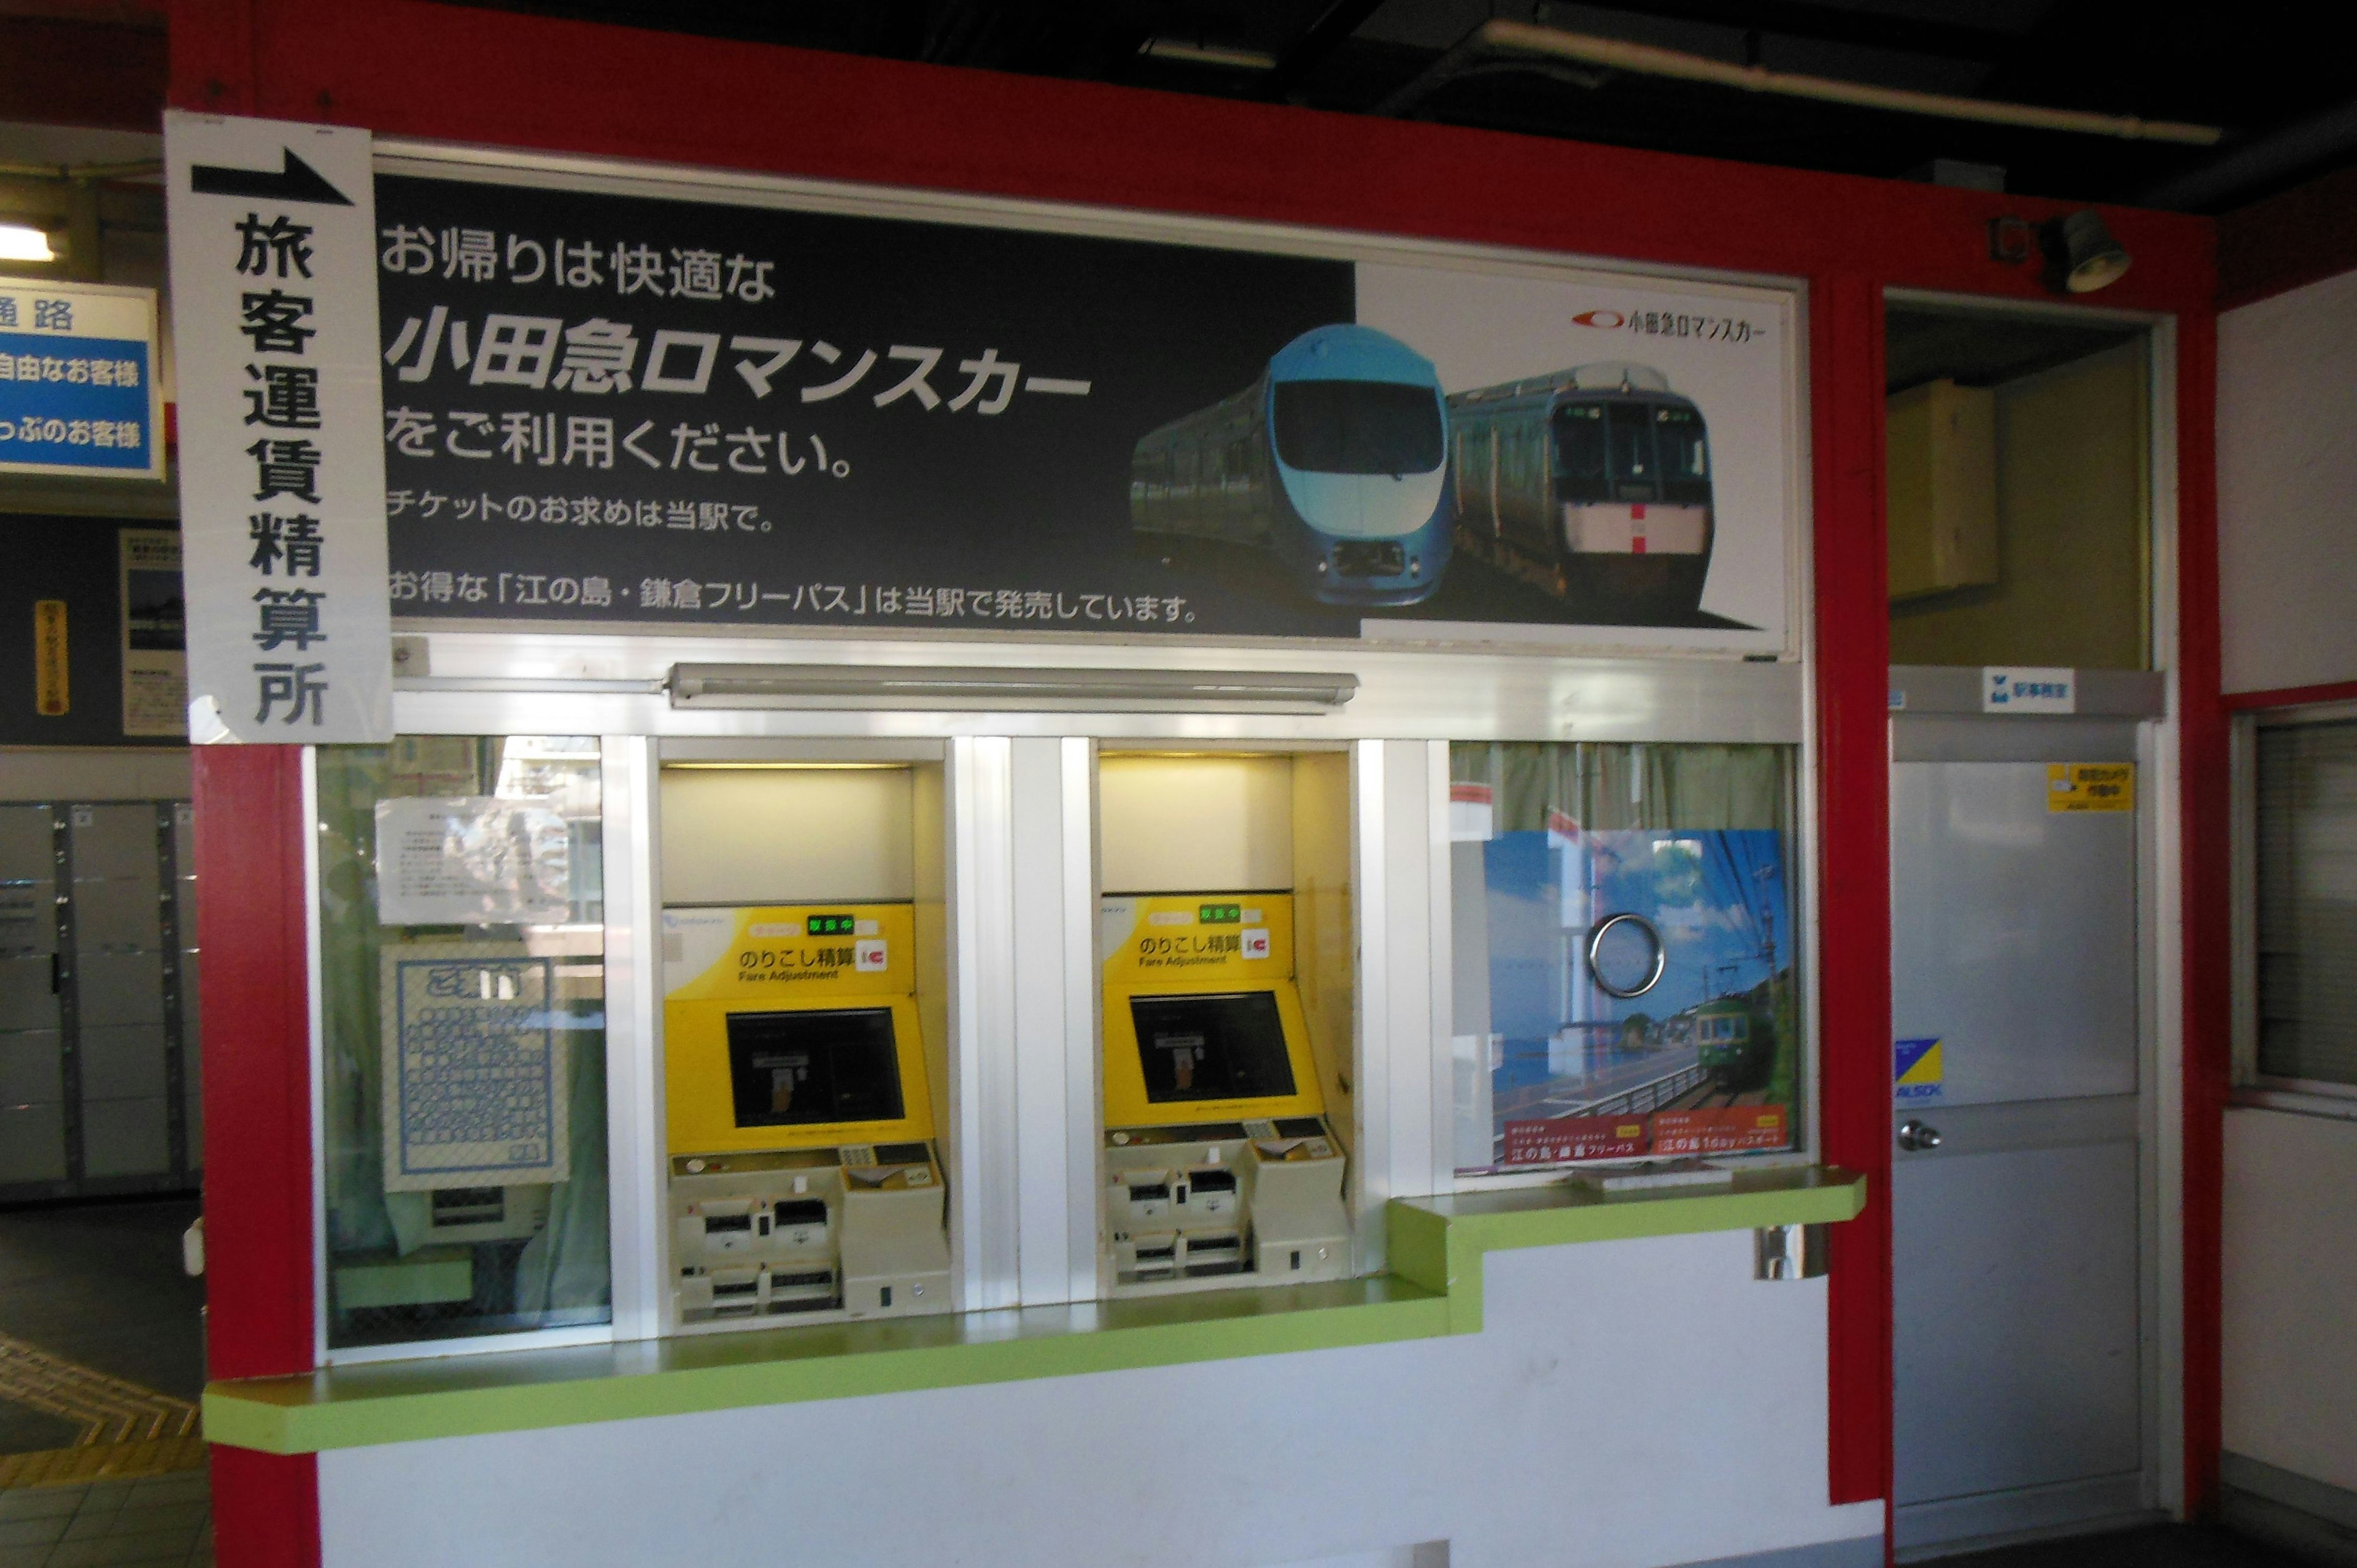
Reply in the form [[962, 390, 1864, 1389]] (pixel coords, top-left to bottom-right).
[[1452, 741, 1794, 834]]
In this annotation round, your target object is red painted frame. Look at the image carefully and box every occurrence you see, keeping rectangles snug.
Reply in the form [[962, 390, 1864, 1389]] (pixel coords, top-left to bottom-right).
[[2223, 678, 2357, 711], [188, 744, 320, 1567], [165, 2, 2224, 1561]]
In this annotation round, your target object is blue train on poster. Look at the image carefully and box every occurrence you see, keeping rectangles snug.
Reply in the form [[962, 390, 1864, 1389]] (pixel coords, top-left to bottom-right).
[[1129, 324, 1452, 606]]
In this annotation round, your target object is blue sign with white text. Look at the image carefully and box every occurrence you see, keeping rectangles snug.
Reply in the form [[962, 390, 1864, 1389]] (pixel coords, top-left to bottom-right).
[[0, 284, 161, 478]]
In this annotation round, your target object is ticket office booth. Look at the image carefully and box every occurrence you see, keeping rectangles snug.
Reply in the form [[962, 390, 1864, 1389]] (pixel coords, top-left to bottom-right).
[[250, 131, 1846, 1527], [655, 743, 952, 1330], [308, 699, 1816, 1367]]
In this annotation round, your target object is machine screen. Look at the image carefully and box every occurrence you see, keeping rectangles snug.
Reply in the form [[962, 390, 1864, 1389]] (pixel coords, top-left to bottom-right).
[[1131, 992, 1296, 1104], [726, 1007, 905, 1128]]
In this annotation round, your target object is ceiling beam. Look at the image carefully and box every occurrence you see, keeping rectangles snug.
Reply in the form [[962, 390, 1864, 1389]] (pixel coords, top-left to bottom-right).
[[1265, 0, 1393, 99], [1535, 0, 2030, 65]]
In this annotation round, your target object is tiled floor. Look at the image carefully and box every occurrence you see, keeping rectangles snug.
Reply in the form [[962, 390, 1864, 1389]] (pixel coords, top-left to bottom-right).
[[0, 1467, 211, 1568], [1938, 1523, 2318, 1568], [0, 1201, 204, 1408], [0, 1199, 209, 1566]]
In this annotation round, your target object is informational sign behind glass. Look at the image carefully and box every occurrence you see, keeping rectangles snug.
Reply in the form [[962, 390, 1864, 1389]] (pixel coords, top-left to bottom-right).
[[373, 795, 572, 926], [119, 529, 187, 738], [373, 168, 1795, 652], [379, 942, 568, 1191]]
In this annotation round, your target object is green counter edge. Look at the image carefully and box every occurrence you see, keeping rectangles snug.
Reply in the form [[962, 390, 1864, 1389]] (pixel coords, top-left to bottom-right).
[[203, 1165, 1865, 1454]]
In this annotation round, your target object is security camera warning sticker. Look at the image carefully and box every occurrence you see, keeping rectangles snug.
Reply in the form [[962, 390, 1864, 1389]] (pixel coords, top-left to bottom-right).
[[1894, 1037, 1944, 1103], [2048, 762, 2134, 813]]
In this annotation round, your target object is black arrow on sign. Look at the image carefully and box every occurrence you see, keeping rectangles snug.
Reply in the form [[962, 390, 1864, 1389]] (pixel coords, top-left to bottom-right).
[[188, 147, 352, 206]]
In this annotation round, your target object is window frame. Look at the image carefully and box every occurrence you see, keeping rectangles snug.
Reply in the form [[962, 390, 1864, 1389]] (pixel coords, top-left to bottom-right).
[[308, 737, 644, 1366], [2232, 700, 2357, 1119]]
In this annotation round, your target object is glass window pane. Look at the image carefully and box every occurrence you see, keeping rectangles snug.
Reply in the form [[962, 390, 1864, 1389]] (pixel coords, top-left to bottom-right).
[[1552, 403, 1609, 501], [1449, 741, 1802, 1175], [1655, 404, 1710, 504], [317, 736, 611, 1349], [1271, 380, 1445, 474], [2254, 720, 2357, 1089], [1606, 403, 1657, 501]]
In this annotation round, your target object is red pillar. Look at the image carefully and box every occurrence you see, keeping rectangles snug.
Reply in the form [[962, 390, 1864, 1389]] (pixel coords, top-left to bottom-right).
[[1812, 272, 1895, 1526], [2175, 305, 2226, 1521], [191, 747, 320, 1549]]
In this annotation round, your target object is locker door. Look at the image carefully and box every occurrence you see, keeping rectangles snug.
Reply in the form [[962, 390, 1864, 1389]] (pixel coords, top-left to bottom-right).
[[0, 804, 66, 1186], [69, 803, 172, 1179]]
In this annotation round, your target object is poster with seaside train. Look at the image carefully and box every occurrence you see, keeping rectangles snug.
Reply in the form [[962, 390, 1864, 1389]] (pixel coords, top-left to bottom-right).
[[373, 163, 1796, 653]]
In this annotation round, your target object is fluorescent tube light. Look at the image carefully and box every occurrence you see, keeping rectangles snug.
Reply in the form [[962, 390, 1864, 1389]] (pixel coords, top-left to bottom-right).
[[0, 223, 58, 262], [1138, 38, 1277, 71], [668, 664, 1358, 714]]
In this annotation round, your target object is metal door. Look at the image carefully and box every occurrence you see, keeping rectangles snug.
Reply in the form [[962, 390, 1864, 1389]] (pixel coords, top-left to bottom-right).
[[1889, 700, 2151, 1553]]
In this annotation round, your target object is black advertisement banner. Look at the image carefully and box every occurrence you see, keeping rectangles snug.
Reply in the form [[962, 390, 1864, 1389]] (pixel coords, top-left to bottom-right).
[[374, 171, 1793, 647]]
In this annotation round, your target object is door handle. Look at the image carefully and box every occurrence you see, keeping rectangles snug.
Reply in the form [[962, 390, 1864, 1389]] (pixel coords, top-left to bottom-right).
[[1897, 1119, 1943, 1153]]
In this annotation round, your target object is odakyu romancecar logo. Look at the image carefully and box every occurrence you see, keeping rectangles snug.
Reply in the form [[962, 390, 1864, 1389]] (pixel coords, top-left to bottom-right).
[[1571, 309, 1627, 328]]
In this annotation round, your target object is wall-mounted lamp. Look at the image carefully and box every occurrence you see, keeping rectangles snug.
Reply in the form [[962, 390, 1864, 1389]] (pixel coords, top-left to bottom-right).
[[0, 222, 60, 263], [2042, 208, 2132, 293], [1988, 209, 2133, 295]]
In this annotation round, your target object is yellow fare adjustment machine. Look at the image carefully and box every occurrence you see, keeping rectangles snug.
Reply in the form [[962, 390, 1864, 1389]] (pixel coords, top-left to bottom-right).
[[1100, 893, 1351, 1295], [663, 903, 949, 1326]]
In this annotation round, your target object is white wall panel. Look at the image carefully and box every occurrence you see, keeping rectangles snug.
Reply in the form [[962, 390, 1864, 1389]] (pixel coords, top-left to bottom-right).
[[2219, 266, 2357, 695], [2223, 1107, 2357, 1494], [321, 1232, 1879, 1568]]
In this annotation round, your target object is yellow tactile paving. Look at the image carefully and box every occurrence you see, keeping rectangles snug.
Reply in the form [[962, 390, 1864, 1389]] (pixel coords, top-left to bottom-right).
[[0, 1434, 209, 1489], [0, 1331, 205, 1489]]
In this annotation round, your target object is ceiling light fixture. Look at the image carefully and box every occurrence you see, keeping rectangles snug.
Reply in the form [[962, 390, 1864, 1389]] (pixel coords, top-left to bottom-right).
[[0, 223, 58, 263], [668, 663, 1358, 713], [1138, 37, 1277, 71]]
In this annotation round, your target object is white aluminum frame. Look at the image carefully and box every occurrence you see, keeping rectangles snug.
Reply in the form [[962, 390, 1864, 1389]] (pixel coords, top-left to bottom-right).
[[950, 735, 1019, 1311], [601, 735, 664, 1341], [312, 741, 630, 1366], [1007, 735, 1102, 1306]]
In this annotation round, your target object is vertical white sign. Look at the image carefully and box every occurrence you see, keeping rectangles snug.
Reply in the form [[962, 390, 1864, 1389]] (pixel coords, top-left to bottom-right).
[[165, 111, 390, 744]]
